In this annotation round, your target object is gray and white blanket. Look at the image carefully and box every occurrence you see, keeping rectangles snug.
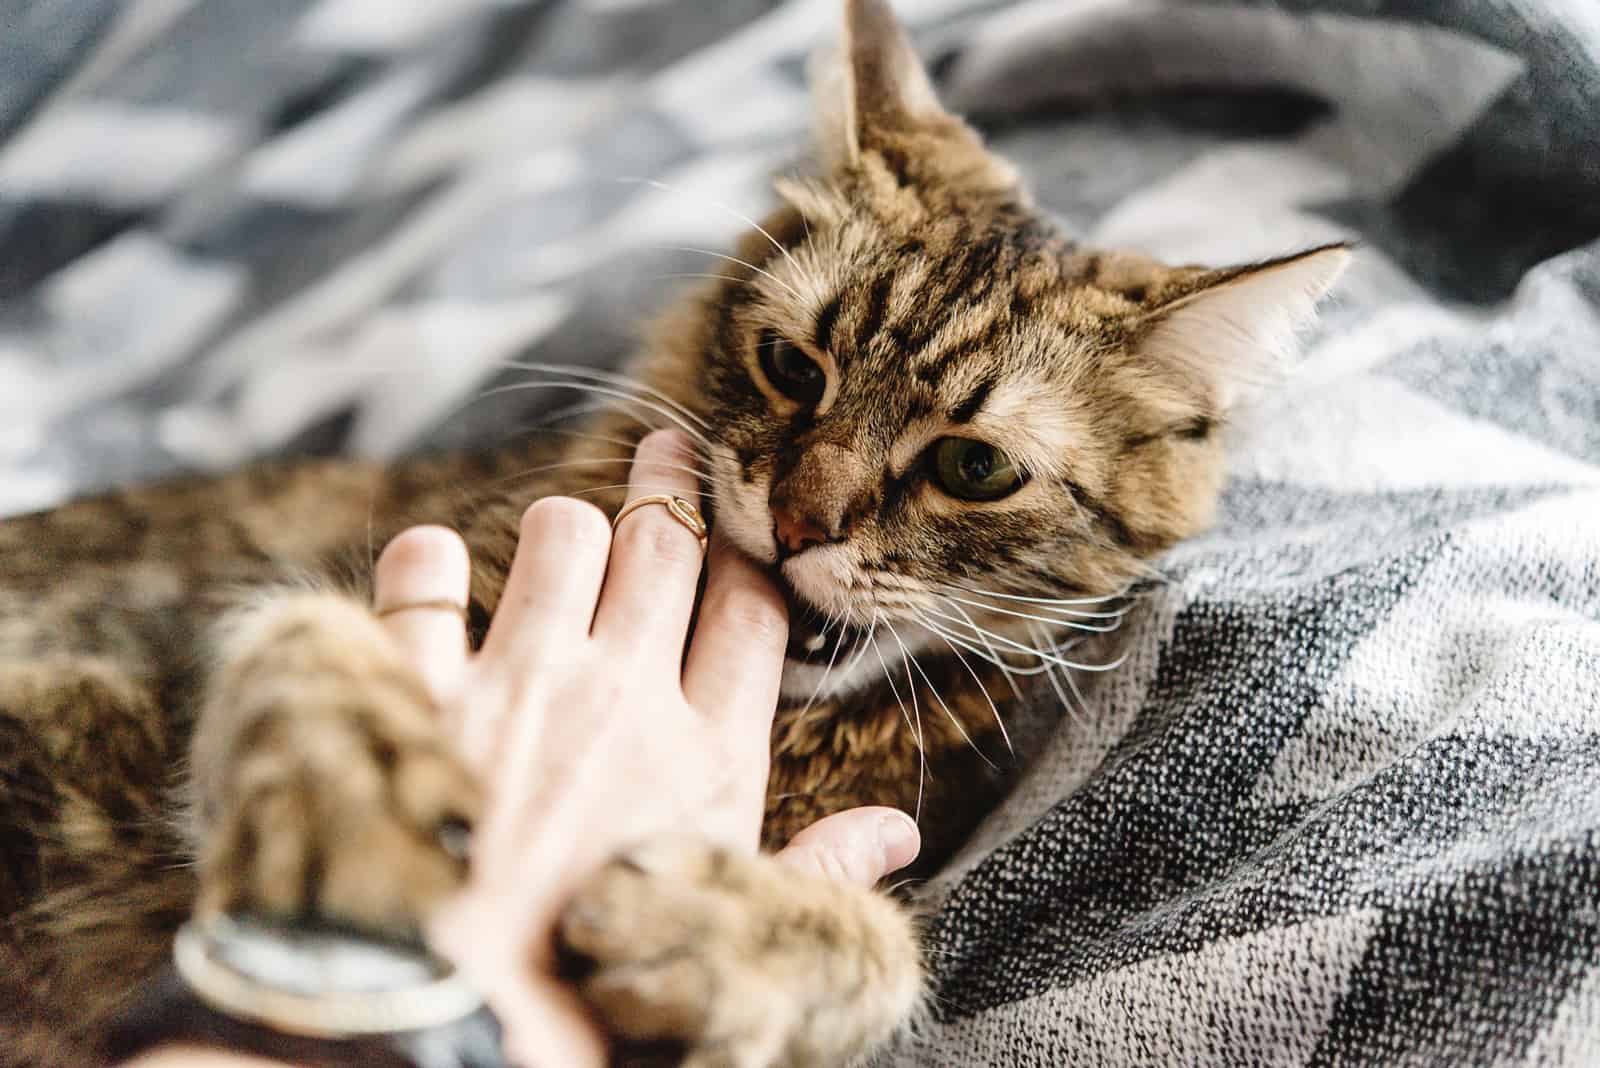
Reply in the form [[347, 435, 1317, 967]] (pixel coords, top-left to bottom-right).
[[3, 0, 1598, 1063]]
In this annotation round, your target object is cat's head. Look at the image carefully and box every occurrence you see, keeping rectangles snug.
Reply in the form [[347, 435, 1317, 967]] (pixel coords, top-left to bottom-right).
[[660, 0, 1348, 698]]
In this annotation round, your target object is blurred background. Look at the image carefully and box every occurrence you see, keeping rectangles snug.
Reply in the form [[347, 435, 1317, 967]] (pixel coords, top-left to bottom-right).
[[2, 0, 1596, 516]]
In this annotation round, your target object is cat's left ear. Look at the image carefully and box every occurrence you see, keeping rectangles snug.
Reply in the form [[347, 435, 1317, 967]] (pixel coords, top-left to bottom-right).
[[811, 0, 1017, 193], [1134, 244, 1353, 411]]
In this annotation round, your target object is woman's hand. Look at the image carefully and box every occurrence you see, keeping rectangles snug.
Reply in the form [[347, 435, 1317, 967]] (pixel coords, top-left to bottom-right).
[[372, 430, 920, 1066]]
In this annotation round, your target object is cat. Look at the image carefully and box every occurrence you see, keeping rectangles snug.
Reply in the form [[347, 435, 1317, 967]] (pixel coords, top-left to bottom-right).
[[0, 1, 1349, 1065]]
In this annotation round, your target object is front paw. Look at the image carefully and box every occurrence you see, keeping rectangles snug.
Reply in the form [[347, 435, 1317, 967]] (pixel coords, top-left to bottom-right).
[[196, 693, 480, 935], [558, 837, 922, 1068]]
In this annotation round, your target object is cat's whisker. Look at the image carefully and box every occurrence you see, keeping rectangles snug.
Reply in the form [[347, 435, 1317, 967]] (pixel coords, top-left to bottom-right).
[[883, 615, 996, 772], [908, 608, 1026, 676], [909, 610, 1055, 676], [481, 375, 710, 442], [652, 245, 805, 304], [934, 591, 1126, 633], [918, 603, 1130, 674], [481, 379, 714, 450], [935, 597, 1032, 705], [566, 483, 712, 501], [500, 360, 712, 432], [619, 176, 820, 295], [940, 585, 1133, 622], [484, 456, 717, 490], [947, 582, 1134, 613], [866, 612, 925, 824], [1028, 621, 1086, 729], [921, 621, 1014, 757], [835, 617, 879, 679], [529, 426, 649, 453], [794, 617, 849, 726]]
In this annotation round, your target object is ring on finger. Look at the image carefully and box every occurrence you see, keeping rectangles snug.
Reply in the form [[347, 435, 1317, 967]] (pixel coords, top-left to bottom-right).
[[375, 597, 470, 621], [611, 494, 708, 553]]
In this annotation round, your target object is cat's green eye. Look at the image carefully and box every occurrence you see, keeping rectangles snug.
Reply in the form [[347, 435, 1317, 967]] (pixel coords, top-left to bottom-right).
[[930, 437, 1024, 502], [758, 331, 826, 406]]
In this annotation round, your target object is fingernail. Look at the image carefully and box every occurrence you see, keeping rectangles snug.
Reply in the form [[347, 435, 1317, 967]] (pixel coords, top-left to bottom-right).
[[877, 811, 921, 874]]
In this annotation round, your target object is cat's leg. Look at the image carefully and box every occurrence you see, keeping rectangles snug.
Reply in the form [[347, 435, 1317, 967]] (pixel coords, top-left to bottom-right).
[[189, 589, 480, 932], [558, 836, 924, 1068]]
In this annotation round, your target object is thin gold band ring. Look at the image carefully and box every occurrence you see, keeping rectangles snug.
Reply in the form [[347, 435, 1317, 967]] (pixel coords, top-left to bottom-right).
[[374, 598, 470, 621], [611, 493, 708, 553]]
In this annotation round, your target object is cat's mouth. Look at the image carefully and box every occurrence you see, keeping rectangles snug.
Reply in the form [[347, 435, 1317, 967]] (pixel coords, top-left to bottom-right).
[[780, 586, 874, 665]]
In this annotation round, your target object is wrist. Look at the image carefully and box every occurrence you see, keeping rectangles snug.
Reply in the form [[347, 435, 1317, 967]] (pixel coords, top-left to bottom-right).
[[103, 915, 506, 1068]]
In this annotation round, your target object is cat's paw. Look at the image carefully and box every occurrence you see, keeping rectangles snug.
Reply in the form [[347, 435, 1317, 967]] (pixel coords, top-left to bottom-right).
[[558, 837, 922, 1068], [196, 689, 480, 935]]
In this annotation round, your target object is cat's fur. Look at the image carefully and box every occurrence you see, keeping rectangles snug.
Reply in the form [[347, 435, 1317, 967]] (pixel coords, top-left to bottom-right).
[[0, 2, 1349, 1066]]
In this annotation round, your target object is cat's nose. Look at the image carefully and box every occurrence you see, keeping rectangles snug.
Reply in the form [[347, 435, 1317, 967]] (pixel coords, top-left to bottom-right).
[[772, 504, 830, 555]]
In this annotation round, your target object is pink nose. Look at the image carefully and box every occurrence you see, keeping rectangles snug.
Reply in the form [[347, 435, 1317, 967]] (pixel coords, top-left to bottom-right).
[[773, 505, 829, 554]]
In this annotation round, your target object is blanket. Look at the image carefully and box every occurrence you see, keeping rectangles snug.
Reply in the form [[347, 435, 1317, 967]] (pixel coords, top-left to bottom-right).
[[2, 1, 1597, 1063]]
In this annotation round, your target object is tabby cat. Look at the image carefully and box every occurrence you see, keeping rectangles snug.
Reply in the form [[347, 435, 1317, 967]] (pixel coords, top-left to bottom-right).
[[0, 2, 1348, 1065]]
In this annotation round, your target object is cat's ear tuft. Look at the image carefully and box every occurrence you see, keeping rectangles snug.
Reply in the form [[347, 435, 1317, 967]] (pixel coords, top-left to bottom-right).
[[1134, 244, 1352, 411], [811, 0, 949, 170]]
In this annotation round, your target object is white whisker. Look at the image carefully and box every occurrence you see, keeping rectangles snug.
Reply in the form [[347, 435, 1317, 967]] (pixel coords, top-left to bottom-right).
[[937, 596, 1028, 705], [485, 456, 715, 490], [909, 609, 1055, 676], [620, 176, 818, 294], [948, 582, 1133, 609], [794, 617, 848, 725], [926, 623, 1013, 757], [502, 360, 711, 431], [936, 591, 1126, 633], [884, 616, 995, 771], [867, 616, 924, 823], [918, 603, 1130, 673], [566, 483, 711, 501], [481, 379, 712, 448], [653, 245, 804, 303]]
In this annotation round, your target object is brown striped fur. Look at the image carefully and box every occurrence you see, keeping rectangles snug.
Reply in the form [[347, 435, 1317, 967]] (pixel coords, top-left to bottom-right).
[[0, 3, 1348, 1065]]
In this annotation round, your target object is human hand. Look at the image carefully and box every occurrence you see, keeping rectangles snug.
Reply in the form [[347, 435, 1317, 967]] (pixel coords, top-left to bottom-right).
[[373, 430, 920, 1066]]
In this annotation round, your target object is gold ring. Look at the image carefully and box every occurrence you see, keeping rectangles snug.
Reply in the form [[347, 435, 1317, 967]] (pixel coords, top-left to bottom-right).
[[375, 598, 469, 621], [612, 493, 708, 553]]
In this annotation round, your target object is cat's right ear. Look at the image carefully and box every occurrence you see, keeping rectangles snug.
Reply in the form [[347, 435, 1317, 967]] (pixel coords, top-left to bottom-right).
[[810, 0, 953, 170], [1134, 244, 1352, 412]]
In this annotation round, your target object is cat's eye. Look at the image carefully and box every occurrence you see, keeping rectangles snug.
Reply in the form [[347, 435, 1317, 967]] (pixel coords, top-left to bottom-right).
[[758, 331, 826, 406], [930, 437, 1025, 501]]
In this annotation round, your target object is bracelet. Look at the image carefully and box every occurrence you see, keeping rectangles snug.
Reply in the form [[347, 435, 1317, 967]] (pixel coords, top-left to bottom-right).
[[102, 915, 506, 1068]]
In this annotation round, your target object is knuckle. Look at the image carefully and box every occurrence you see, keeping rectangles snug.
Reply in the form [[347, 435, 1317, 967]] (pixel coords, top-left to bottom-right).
[[520, 496, 610, 549], [620, 516, 703, 569], [706, 586, 788, 647]]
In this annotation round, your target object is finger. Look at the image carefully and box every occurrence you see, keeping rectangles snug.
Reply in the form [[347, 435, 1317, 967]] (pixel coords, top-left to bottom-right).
[[590, 430, 708, 655], [374, 526, 471, 696], [504, 972, 608, 1068], [481, 496, 613, 660], [682, 536, 787, 735], [774, 808, 921, 887], [428, 899, 607, 1068]]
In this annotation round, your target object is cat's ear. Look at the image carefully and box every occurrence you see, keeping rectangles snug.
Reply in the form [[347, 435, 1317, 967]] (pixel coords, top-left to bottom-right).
[[811, 0, 957, 169], [1134, 245, 1352, 411]]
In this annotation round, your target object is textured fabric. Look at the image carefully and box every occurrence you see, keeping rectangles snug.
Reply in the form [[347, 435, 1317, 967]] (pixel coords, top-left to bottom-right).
[[2, 1, 1598, 1064]]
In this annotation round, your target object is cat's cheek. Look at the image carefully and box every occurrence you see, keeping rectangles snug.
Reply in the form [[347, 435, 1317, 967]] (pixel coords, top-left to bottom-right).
[[710, 467, 780, 565]]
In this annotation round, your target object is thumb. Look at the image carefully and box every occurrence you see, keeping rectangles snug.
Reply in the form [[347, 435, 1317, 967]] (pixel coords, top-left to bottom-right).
[[774, 807, 920, 887]]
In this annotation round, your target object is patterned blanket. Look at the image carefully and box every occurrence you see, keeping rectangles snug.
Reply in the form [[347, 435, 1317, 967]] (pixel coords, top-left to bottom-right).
[[3, 0, 1598, 1063]]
